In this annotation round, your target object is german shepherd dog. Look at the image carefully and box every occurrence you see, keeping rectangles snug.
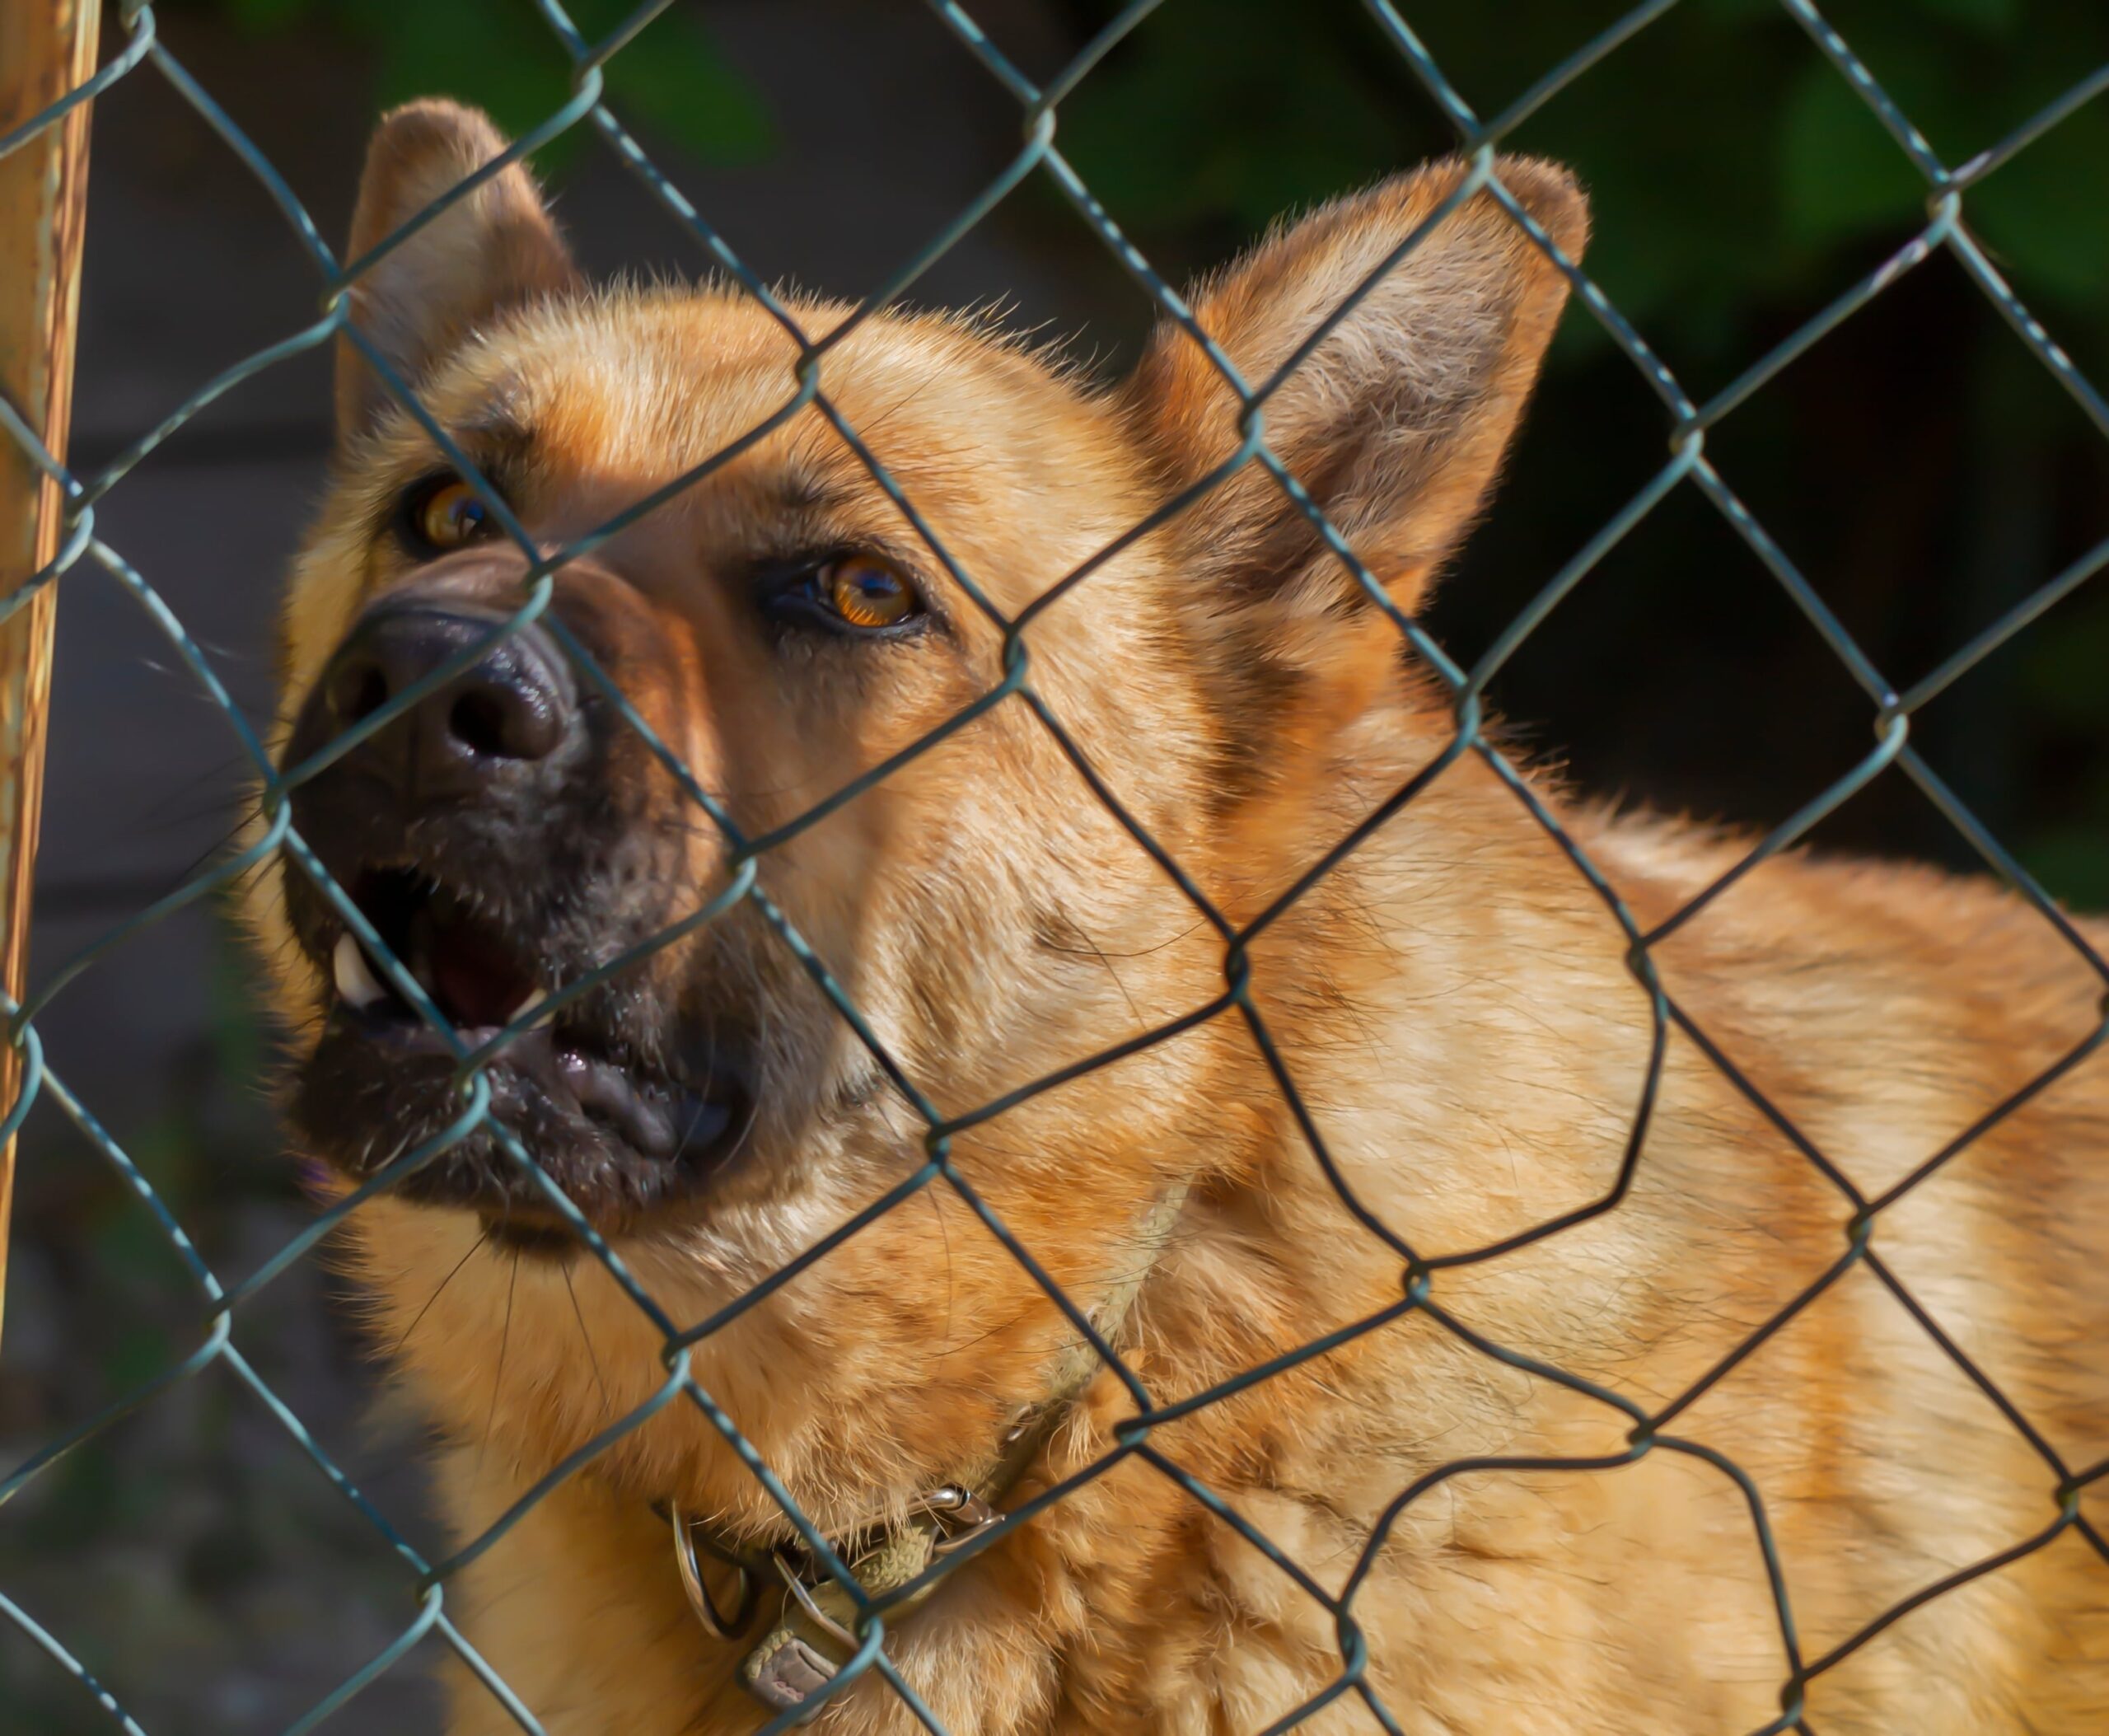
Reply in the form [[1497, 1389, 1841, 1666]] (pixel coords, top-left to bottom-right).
[[248, 101, 2109, 1733]]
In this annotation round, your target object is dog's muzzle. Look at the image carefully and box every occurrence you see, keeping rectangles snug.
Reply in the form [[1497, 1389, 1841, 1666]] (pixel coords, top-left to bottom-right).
[[278, 567, 751, 1239]]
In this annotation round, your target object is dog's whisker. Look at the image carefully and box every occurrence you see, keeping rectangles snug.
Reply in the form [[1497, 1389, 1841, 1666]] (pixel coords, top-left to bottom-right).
[[386, 1224, 489, 1363], [482, 1245, 521, 1458], [562, 1261, 611, 1423], [1045, 901, 1149, 1036], [924, 1177, 956, 1355], [672, 1093, 712, 1154]]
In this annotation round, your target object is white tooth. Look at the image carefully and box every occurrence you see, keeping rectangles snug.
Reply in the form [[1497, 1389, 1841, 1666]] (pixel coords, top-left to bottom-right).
[[333, 933, 387, 1009], [508, 987, 549, 1028]]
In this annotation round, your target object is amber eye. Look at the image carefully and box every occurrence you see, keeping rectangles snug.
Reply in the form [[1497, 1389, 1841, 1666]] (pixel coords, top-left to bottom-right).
[[820, 554, 919, 630], [402, 476, 493, 554]]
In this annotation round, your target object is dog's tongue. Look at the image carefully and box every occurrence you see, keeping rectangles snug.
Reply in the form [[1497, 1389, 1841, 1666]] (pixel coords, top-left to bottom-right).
[[421, 910, 538, 1030]]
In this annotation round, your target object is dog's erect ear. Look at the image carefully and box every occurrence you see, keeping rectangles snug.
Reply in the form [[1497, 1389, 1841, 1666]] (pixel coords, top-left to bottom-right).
[[334, 99, 579, 442], [1124, 157, 1586, 626]]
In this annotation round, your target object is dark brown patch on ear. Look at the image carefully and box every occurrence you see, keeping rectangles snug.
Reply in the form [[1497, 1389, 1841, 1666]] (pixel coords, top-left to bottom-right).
[[1201, 640, 1309, 818], [335, 99, 580, 442], [1126, 157, 1586, 813], [1126, 156, 1588, 625]]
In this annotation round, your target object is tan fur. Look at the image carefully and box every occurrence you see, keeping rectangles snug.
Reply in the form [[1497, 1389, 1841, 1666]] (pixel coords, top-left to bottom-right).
[[249, 102, 2109, 1734]]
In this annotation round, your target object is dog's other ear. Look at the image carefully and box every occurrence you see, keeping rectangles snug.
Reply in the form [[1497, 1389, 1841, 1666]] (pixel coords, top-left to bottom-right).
[[1125, 157, 1586, 629], [334, 99, 579, 442]]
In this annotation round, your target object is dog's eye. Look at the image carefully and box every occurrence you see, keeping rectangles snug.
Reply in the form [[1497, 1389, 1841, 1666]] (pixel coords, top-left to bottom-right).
[[819, 555, 920, 631], [400, 476, 496, 555]]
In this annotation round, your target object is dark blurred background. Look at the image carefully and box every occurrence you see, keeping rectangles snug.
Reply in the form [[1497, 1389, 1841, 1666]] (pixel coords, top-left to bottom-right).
[[2, 1, 2106, 1729]]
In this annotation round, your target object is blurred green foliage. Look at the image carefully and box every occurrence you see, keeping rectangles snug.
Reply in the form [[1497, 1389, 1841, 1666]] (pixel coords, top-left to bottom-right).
[[185, 0, 2109, 358], [1054, 0, 2109, 358], [203, 0, 773, 168]]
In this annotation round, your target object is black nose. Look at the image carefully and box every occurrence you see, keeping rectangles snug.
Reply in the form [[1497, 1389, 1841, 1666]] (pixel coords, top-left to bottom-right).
[[319, 606, 576, 795]]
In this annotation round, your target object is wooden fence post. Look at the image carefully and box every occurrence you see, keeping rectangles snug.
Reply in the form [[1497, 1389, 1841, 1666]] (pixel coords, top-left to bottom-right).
[[0, 0, 101, 1349]]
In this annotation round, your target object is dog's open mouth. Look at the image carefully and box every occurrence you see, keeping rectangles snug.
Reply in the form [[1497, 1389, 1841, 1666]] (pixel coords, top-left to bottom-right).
[[299, 866, 754, 1238]]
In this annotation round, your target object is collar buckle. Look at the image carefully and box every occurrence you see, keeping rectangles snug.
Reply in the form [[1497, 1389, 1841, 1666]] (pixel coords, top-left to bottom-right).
[[911, 1484, 999, 1555]]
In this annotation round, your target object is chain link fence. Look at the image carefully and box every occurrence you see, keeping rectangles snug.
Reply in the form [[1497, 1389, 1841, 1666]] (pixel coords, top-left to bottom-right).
[[2, 1, 2109, 1732]]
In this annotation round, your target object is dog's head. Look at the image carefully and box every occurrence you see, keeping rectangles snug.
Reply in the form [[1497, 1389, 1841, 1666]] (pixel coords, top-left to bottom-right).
[[250, 100, 1583, 1514]]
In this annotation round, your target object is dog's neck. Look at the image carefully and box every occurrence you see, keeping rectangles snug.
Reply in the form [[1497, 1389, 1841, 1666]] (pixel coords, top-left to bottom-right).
[[656, 1175, 1195, 1719]]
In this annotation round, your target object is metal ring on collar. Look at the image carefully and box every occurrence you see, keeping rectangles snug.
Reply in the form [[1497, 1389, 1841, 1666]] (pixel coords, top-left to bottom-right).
[[670, 1504, 761, 1640]]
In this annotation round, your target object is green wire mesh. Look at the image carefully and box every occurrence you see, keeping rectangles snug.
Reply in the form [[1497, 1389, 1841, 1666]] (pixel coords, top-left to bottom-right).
[[2, 2, 2108, 1733]]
